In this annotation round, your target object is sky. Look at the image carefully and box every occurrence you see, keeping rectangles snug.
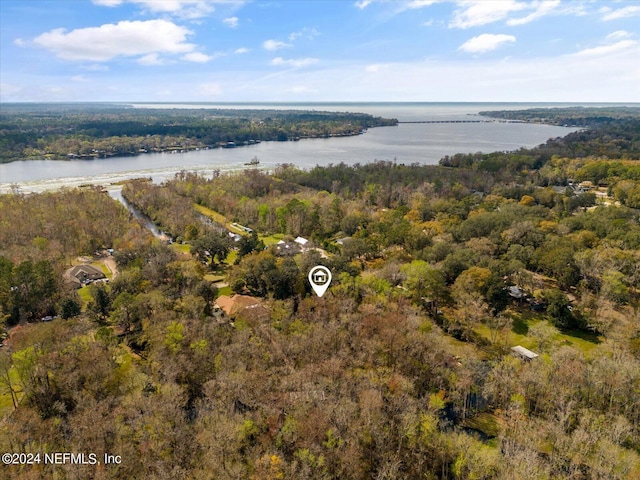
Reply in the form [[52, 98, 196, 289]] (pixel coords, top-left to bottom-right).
[[1, 0, 639, 103]]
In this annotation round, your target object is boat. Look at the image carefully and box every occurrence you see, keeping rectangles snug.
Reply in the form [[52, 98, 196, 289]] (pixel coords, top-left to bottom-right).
[[244, 156, 260, 166]]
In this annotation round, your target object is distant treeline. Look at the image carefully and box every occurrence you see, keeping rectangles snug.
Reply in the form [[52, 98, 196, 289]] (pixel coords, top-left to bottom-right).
[[479, 106, 640, 126], [441, 114, 640, 173], [0, 104, 397, 163]]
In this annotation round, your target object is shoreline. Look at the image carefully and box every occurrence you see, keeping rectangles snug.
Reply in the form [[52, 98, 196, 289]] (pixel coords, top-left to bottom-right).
[[0, 127, 376, 166]]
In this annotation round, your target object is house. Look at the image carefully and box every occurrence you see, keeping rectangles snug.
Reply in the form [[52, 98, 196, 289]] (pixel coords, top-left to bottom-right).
[[511, 345, 539, 361], [551, 184, 588, 196], [507, 286, 525, 300], [67, 264, 106, 287], [274, 240, 302, 256], [214, 294, 269, 321], [294, 236, 310, 249]]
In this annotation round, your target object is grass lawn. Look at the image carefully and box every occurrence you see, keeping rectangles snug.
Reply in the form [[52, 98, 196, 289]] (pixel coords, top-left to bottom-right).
[[218, 286, 232, 296], [204, 274, 225, 282], [94, 262, 112, 279], [171, 243, 192, 254], [225, 250, 238, 265], [474, 307, 601, 356], [77, 285, 92, 309], [259, 233, 284, 246], [0, 366, 23, 419], [193, 204, 247, 234], [193, 204, 227, 224]]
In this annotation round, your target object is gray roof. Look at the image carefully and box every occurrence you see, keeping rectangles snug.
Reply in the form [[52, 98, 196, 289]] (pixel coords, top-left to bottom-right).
[[508, 286, 525, 299], [68, 264, 105, 284]]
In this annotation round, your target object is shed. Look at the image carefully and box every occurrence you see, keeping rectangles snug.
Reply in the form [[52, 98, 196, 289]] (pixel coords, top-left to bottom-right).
[[294, 236, 309, 247], [511, 345, 539, 361]]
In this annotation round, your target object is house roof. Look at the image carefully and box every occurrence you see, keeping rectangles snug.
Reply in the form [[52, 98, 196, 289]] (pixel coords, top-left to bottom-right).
[[68, 264, 105, 284], [215, 294, 266, 317], [294, 236, 309, 246], [507, 286, 525, 299], [274, 241, 302, 256]]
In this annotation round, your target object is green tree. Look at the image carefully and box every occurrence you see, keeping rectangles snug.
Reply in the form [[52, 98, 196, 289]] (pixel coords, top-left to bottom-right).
[[110, 292, 140, 333], [191, 231, 231, 268], [237, 231, 264, 260], [88, 282, 111, 322], [59, 297, 81, 319], [541, 289, 575, 329], [401, 260, 448, 313]]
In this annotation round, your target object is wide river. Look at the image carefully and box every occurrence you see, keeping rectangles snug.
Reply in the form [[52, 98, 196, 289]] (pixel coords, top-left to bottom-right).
[[0, 102, 594, 193]]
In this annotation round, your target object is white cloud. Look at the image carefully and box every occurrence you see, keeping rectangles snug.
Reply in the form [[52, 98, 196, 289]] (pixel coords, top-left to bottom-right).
[[182, 52, 214, 62], [92, 0, 239, 19], [407, 0, 439, 9], [365, 63, 387, 72], [13, 38, 27, 47], [354, 0, 438, 10], [602, 5, 640, 21], [263, 39, 292, 51], [355, 0, 373, 9], [92, 0, 123, 5], [271, 57, 319, 67], [198, 82, 222, 96], [607, 30, 632, 41], [575, 39, 637, 57], [223, 16, 239, 28], [82, 64, 110, 71], [234, 47, 250, 54], [33, 20, 195, 62], [289, 28, 319, 41], [459, 33, 516, 53], [450, 0, 526, 29], [507, 0, 560, 26], [137, 53, 166, 65], [5, 41, 639, 102]]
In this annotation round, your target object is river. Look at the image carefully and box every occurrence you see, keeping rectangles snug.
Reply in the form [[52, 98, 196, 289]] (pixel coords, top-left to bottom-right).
[[0, 102, 587, 193]]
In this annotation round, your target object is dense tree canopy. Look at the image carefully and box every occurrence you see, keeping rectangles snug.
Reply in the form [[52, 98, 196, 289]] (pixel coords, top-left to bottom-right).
[[1, 108, 640, 479]]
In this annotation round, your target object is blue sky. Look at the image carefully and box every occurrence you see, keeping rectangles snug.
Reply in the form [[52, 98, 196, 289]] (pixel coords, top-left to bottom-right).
[[1, 0, 639, 102]]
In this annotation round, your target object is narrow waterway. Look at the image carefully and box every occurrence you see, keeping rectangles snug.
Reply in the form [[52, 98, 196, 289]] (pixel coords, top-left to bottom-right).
[[107, 187, 170, 241], [107, 186, 227, 240]]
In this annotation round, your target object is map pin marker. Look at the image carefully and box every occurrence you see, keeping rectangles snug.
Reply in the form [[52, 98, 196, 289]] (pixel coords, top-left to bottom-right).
[[308, 265, 332, 297]]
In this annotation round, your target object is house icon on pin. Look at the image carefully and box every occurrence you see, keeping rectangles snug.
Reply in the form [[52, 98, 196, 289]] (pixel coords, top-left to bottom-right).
[[312, 270, 328, 285]]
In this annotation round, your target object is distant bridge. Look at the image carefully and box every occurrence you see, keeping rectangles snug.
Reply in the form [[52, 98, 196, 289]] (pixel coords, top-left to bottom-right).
[[398, 119, 496, 124]]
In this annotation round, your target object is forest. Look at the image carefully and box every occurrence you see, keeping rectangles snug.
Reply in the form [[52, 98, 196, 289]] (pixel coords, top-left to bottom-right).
[[1, 108, 640, 479], [479, 106, 640, 127], [0, 104, 397, 163]]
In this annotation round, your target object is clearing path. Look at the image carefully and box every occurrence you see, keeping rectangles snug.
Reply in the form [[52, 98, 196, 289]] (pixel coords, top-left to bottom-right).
[[99, 256, 118, 280]]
